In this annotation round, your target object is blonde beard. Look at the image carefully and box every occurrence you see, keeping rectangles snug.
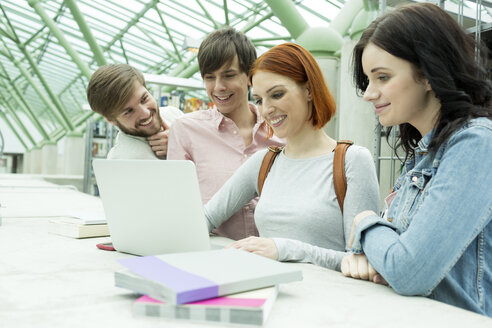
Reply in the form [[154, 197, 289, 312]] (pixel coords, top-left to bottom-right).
[[115, 111, 162, 137]]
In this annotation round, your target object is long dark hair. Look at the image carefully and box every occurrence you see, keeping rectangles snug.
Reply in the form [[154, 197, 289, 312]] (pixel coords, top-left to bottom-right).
[[353, 3, 492, 160]]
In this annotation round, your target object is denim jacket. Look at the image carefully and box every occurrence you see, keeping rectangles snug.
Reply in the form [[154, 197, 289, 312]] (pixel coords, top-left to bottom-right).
[[351, 117, 492, 317]]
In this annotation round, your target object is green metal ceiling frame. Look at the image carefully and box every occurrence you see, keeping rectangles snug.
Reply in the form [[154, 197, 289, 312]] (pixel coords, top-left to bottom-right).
[[1, 0, 346, 151], [0, 0, 489, 152]]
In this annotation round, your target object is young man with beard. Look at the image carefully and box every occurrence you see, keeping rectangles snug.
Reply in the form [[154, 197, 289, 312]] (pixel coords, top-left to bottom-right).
[[87, 64, 183, 159], [167, 27, 284, 240]]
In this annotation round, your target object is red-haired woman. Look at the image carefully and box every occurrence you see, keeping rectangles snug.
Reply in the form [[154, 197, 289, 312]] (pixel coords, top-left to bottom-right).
[[204, 43, 379, 271]]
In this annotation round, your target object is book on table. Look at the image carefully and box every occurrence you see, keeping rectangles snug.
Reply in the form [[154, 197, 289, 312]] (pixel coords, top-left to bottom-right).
[[115, 248, 302, 304], [133, 285, 278, 326], [48, 210, 108, 238], [64, 209, 106, 225], [49, 217, 109, 238]]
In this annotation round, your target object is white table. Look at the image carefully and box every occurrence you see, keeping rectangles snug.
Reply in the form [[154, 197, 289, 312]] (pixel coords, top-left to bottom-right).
[[1, 217, 491, 328], [0, 174, 491, 327], [0, 174, 103, 218]]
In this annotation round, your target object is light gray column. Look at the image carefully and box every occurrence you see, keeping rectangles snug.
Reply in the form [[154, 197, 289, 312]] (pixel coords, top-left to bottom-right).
[[30, 147, 42, 174], [41, 142, 58, 174], [63, 135, 85, 175], [316, 57, 340, 140], [338, 39, 375, 152]]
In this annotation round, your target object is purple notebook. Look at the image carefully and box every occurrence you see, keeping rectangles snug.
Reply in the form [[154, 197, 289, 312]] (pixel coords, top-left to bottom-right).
[[116, 248, 302, 304]]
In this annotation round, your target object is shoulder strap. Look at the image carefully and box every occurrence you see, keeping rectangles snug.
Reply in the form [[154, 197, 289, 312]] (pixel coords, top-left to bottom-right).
[[258, 141, 353, 214], [333, 140, 353, 215], [258, 146, 283, 196]]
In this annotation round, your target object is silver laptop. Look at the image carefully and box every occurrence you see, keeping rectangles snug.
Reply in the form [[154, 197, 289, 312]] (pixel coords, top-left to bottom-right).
[[92, 159, 212, 256]]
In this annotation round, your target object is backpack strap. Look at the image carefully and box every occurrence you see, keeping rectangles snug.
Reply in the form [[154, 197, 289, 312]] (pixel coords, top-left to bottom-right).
[[258, 141, 353, 215], [258, 146, 283, 196], [333, 140, 353, 215]]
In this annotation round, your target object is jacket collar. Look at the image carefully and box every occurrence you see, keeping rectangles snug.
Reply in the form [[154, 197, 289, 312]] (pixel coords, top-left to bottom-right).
[[417, 128, 435, 152]]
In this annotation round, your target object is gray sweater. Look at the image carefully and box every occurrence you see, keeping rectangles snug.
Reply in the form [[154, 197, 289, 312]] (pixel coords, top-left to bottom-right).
[[204, 145, 380, 271]]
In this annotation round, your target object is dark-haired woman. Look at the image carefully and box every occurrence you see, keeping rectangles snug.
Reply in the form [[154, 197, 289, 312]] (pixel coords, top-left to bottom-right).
[[342, 2, 492, 317]]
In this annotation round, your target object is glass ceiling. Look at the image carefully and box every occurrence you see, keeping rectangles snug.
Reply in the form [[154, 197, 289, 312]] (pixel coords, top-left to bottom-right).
[[0, 0, 490, 151]]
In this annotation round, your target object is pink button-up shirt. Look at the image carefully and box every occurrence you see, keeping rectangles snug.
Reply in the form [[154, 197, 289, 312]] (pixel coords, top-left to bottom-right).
[[167, 105, 284, 240]]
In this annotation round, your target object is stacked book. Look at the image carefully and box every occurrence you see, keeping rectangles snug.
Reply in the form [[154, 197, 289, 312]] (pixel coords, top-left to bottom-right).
[[48, 209, 108, 238], [116, 248, 303, 326], [133, 286, 278, 326]]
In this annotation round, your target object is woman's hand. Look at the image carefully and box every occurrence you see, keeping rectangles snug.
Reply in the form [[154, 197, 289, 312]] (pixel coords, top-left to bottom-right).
[[226, 236, 279, 260], [341, 253, 388, 285]]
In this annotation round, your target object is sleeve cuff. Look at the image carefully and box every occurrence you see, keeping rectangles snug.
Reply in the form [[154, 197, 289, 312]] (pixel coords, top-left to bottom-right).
[[272, 237, 288, 261], [350, 215, 395, 253], [272, 237, 303, 262]]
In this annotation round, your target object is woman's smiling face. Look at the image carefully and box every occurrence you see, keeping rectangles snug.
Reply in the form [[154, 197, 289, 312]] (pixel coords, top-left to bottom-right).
[[252, 70, 313, 140], [361, 43, 439, 135]]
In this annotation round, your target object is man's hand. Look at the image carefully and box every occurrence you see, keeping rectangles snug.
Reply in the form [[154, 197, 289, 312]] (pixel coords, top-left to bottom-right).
[[226, 236, 279, 260], [341, 253, 388, 285], [147, 117, 169, 158]]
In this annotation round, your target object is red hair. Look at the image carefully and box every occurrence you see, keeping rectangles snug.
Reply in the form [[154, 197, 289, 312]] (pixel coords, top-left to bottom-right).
[[249, 43, 336, 137]]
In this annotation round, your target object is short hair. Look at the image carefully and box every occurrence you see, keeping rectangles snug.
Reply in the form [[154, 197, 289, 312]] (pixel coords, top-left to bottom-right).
[[249, 42, 336, 137], [352, 2, 492, 158], [198, 27, 257, 77], [87, 64, 146, 120]]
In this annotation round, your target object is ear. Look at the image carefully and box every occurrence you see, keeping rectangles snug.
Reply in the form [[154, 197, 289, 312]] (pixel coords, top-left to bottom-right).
[[423, 78, 432, 92], [305, 84, 312, 101], [426, 81, 432, 92]]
